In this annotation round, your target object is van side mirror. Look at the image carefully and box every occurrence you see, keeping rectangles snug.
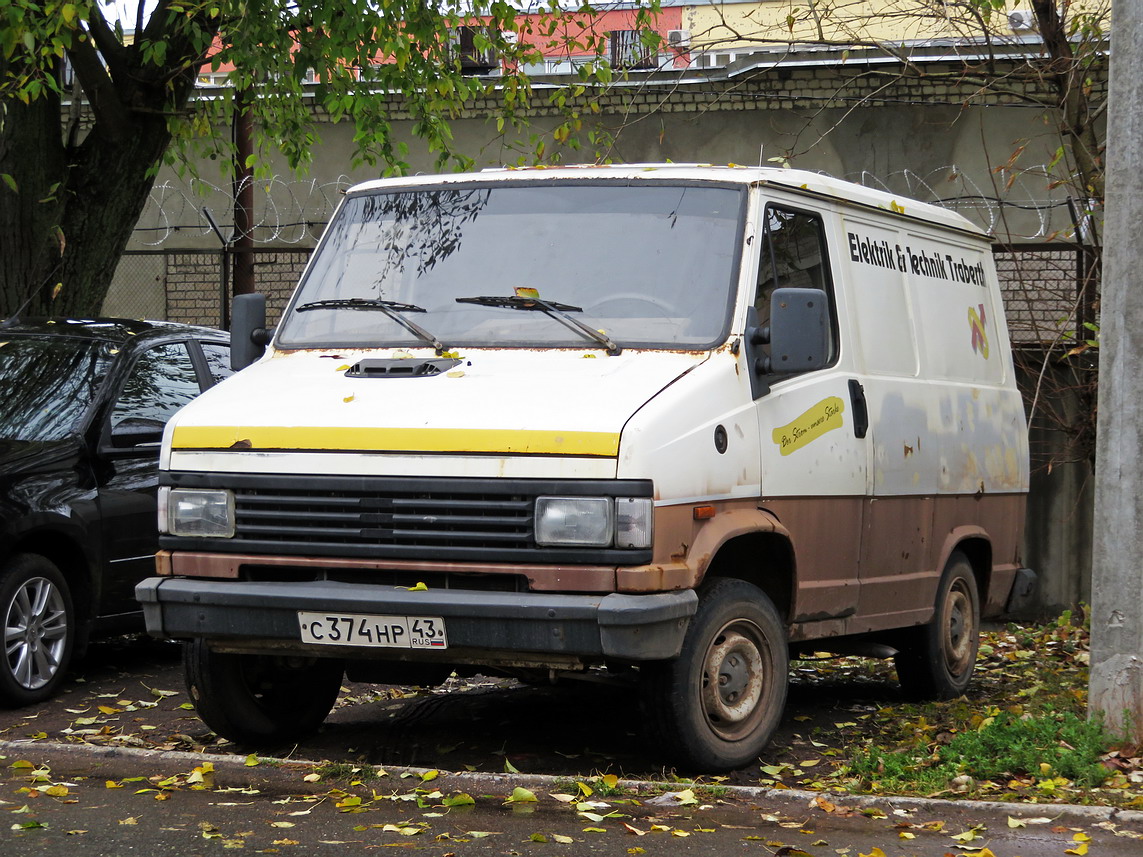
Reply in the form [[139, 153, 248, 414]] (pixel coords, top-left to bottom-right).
[[231, 293, 272, 370], [767, 287, 829, 374]]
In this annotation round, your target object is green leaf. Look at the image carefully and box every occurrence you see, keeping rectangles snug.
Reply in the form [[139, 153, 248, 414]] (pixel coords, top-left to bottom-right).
[[505, 787, 537, 803], [1, 174, 17, 193], [442, 793, 475, 807]]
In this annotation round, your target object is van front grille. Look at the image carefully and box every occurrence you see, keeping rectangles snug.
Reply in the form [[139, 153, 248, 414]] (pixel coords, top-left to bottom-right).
[[161, 473, 654, 565], [233, 485, 535, 550]]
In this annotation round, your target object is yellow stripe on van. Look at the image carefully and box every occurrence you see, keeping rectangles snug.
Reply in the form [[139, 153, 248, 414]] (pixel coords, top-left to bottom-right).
[[170, 425, 620, 457]]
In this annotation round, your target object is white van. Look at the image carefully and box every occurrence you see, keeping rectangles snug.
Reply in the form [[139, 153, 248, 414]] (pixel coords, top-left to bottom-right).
[[138, 165, 1033, 771]]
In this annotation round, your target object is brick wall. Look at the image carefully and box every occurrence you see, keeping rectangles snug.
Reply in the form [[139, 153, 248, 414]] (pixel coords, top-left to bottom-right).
[[166, 253, 225, 326], [161, 250, 310, 329]]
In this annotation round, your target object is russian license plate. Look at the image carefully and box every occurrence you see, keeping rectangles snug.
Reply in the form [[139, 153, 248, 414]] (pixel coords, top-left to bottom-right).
[[298, 611, 448, 650]]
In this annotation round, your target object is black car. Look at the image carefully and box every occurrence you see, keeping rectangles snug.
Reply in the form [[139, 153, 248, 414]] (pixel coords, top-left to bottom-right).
[[0, 318, 231, 705]]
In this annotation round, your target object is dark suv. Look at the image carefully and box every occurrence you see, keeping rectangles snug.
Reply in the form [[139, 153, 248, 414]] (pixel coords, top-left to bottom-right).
[[0, 318, 231, 705]]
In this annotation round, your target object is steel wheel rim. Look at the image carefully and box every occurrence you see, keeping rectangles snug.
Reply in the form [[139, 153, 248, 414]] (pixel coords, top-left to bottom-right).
[[3, 576, 68, 690], [941, 580, 975, 677], [700, 622, 767, 740]]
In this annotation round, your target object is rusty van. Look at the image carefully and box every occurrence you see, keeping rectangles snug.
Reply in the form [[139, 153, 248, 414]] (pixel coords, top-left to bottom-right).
[[137, 165, 1033, 770]]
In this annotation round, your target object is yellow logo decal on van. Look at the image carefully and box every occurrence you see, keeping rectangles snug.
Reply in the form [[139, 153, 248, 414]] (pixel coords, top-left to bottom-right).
[[772, 397, 846, 456], [968, 303, 990, 358]]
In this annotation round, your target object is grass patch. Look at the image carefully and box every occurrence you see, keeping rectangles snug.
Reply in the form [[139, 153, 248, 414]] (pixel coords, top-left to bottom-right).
[[759, 609, 1143, 805], [849, 709, 1113, 794], [313, 761, 383, 781]]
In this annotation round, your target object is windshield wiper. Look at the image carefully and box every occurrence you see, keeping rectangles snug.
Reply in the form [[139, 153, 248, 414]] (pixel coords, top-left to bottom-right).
[[455, 295, 621, 356], [295, 298, 448, 355]]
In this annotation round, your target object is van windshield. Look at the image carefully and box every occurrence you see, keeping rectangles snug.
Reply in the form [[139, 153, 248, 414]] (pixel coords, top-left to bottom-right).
[[276, 182, 745, 350]]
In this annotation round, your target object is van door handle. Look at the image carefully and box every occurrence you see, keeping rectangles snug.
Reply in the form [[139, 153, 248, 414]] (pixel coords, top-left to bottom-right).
[[848, 379, 869, 439]]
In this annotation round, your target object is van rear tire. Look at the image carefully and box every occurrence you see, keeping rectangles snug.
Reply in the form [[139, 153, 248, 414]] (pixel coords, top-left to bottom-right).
[[640, 578, 788, 772], [184, 640, 343, 745], [894, 552, 980, 700]]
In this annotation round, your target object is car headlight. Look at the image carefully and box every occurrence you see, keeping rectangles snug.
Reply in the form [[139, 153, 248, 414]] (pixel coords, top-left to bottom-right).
[[534, 496, 653, 549], [160, 487, 236, 538]]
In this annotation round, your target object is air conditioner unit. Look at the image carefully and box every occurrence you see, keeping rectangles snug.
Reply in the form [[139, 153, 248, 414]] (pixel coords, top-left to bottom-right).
[[667, 29, 691, 49], [1008, 9, 1038, 31]]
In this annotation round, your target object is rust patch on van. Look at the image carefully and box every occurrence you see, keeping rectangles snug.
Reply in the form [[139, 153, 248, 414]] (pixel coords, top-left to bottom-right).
[[793, 606, 856, 623], [168, 552, 618, 592]]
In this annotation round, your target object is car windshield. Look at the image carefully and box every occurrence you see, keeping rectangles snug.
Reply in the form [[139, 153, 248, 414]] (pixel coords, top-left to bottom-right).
[[0, 336, 113, 441], [276, 182, 745, 350]]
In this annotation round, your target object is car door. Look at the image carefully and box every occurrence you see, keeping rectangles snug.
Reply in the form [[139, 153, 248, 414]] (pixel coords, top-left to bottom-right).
[[750, 202, 871, 628], [95, 339, 230, 619]]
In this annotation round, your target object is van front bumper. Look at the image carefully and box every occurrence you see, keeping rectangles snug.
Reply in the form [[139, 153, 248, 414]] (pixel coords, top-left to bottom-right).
[[135, 578, 697, 663]]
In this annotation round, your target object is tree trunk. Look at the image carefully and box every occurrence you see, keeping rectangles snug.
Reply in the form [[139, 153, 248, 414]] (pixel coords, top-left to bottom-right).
[[51, 106, 185, 317], [0, 92, 69, 317], [1032, 0, 1106, 203], [0, 96, 190, 319], [0, 7, 216, 320]]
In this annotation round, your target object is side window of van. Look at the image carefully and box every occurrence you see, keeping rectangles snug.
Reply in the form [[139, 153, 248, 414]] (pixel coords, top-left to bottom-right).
[[756, 206, 836, 363]]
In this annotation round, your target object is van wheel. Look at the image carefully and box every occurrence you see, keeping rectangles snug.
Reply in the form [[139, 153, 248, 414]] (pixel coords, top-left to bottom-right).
[[640, 578, 788, 772], [184, 640, 343, 745], [0, 554, 74, 706], [894, 552, 980, 700]]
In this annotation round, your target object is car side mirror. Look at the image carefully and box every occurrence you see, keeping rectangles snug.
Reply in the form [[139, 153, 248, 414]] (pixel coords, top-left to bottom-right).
[[110, 417, 165, 449], [231, 293, 272, 370], [766, 287, 829, 374]]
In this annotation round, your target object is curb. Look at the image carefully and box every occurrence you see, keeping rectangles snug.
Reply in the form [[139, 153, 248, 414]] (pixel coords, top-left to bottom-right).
[[4, 738, 1142, 829]]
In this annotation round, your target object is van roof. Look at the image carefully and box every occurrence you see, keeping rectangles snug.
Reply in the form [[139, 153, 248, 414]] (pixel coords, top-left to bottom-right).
[[348, 163, 985, 237]]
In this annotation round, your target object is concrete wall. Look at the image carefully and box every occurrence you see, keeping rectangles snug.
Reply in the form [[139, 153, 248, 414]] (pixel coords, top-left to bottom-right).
[[127, 56, 1091, 254], [1016, 353, 1096, 615]]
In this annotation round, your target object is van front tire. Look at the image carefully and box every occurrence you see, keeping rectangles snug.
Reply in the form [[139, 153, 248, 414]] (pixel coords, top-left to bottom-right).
[[640, 578, 788, 772], [894, 552, 980, 700], [184, 640, 343, 745]]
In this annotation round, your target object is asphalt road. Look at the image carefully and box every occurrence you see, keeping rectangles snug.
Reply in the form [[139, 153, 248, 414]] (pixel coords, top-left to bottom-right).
[[3, 742, 1143, 857]]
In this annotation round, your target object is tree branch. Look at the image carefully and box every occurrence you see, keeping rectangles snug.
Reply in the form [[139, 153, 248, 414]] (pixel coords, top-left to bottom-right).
[[86, 4, 127, 70], [67, 31, 133, 141]]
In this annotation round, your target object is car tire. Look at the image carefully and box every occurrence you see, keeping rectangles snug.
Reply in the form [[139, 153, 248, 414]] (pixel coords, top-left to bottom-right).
[[0, 554, 75, 707], [640, 578, 788, 772], [184, 639, 343, 745], [894, 551, 980, 700]]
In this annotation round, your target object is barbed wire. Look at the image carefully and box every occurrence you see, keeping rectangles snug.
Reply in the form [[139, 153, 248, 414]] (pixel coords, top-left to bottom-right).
[[136, 175, 354, 246], [843, 166, 1075, 239], [131, 164, 1078, 247]]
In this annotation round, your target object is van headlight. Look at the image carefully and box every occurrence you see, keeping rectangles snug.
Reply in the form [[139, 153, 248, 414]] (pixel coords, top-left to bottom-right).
[[160, 487, 236, 538], [535, 496, 653, 549]]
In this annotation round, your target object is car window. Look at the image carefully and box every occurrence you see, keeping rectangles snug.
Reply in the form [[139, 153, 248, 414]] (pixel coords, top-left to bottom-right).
[[200, 342, 233, 385], [110, 342, 202, 429], [0, 337, 112, 441]]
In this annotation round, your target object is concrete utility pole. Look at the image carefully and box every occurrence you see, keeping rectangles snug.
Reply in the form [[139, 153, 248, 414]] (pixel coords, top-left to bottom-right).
[[1089, 4, 1143, 741]]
